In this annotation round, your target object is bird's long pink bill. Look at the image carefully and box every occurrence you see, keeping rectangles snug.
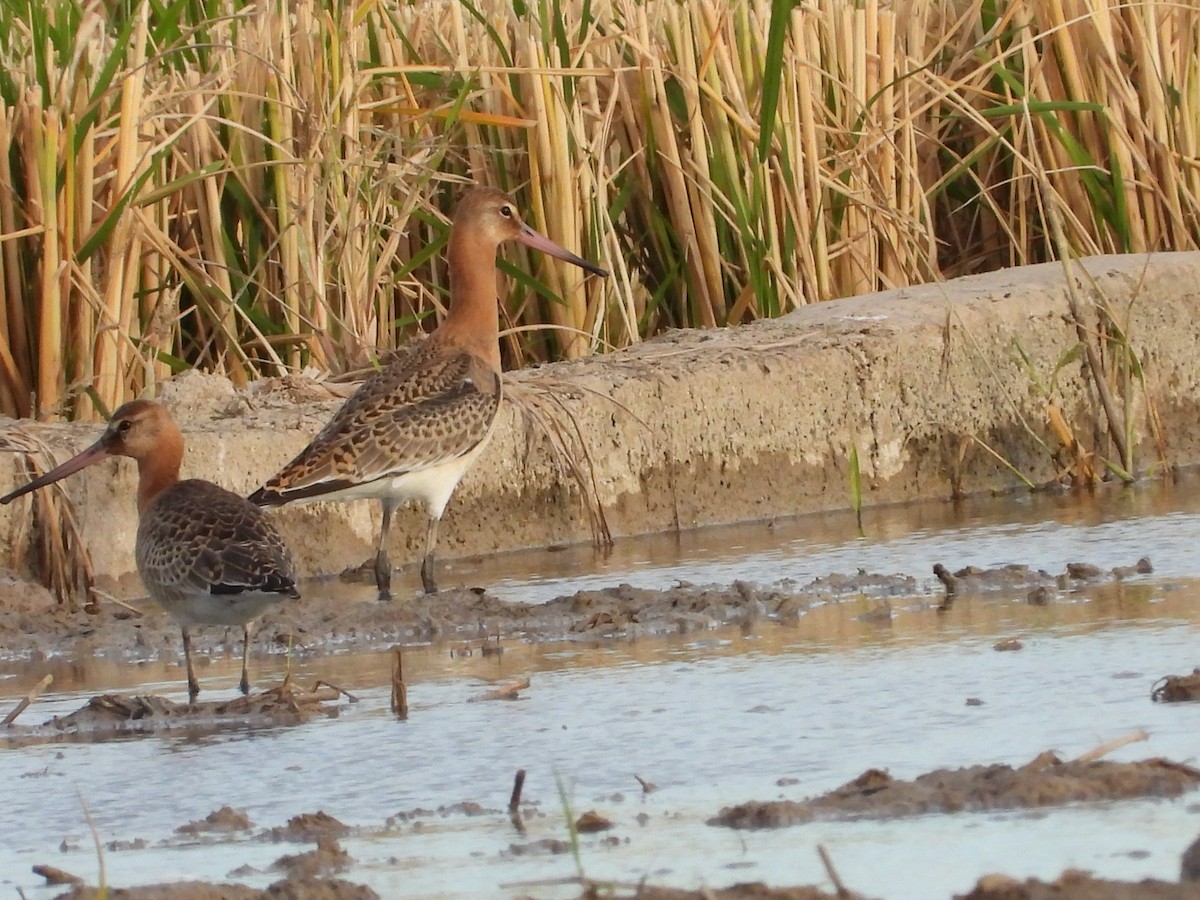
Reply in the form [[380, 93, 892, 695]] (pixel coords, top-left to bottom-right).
[[0, 440, 110, 504], [518, 224, 609, 277]]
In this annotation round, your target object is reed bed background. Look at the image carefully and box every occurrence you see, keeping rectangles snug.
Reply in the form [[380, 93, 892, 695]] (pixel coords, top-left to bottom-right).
[[0, 0, 1197, 421]]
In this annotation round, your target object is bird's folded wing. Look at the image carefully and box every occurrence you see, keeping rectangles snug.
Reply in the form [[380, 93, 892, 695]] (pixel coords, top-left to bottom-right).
[[138, 482, 296, 594], [256, 351, 501, 500]]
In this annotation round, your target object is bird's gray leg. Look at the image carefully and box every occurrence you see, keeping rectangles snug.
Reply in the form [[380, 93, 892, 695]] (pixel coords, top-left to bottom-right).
[[421, 515, 441, 595], [376, 498, 398, 601], [182, 626, 200, 701], [240, 622, 253, 695]]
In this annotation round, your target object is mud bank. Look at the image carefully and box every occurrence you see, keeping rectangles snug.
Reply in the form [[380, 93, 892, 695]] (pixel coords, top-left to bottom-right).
[[3, 252, 1200, 589], [0, 550, 1155, 669]]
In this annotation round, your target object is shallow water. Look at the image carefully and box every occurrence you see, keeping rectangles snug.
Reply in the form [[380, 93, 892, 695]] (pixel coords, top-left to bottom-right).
[[4, 476, 1200, 898]]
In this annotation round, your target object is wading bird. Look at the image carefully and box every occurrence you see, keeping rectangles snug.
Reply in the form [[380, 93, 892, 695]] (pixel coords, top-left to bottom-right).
[[248, 187, 608, 599], [1, 400, 299, 699]]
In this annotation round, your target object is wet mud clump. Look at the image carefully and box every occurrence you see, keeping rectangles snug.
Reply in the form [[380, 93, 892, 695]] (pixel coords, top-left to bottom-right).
[[1152, 670, 1200, 703], [956, 870, 1200, 899], [268, 811, 351, 843], [1, 681, 349, 747], [0, 549, 1158, 671], [52, 877, 379, 899], [176, 806, 254, 836], [270, 838, 352, 878], [710, 752, 1200, 828], [933, 557, 1152, 598]]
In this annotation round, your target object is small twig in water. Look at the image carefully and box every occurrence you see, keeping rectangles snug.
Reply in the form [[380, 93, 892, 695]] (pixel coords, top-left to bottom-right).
[[509, 768, 527, 834], [313, 680, 359, 703], [633, 774, 657, 794], [391, 647, 408, 719], [77, 790, 105, 892], [1074, 729, 1150, 763], [468, 678, 530, 702], [87, 589, 144, 617], [3, 673, 52, 726], [509, 768, 527, 814], [31, 864, 82, 886], [818, 844, 852, 898]]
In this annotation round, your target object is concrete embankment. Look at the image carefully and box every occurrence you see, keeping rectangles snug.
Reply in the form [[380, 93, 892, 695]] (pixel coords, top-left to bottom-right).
[[3, 252, 1199, 590]]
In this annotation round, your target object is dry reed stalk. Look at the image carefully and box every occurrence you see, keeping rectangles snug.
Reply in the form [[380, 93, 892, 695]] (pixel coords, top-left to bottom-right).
[[1074, 729, 1150, 763], [524, 38, 584, 357], [94, 3, 150, 411], [636, 6, 715, 328], [32, 111, 63, 418], [2, 673, 53, 726], [68, 79, 98, 417], [0, 101, 31, 417], [0, 428, 98, 610], [504, 376, 614, 548], [674, 3, 724, 324], [288, 0, 329, 369]]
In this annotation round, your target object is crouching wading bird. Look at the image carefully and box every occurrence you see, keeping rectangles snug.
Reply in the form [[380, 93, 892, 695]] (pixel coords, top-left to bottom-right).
[[0, 400, 299, 700], [248, 186, 609, 600]]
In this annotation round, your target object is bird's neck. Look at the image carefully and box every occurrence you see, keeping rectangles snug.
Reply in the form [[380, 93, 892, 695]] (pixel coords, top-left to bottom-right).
[[135, 432, 183, 513], [438, 230, 502, 372]]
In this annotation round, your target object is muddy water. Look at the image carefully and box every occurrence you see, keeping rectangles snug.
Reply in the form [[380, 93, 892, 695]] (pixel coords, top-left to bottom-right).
[[460, 472, 1200, 604], [5, 476, 1200, 897]]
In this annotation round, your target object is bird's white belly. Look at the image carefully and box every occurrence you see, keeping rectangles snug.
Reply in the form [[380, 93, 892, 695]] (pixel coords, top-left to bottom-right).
[[303, 434, 493, 518]]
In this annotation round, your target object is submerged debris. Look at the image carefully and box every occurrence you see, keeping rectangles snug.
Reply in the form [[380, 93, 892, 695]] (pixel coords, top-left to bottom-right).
[[710, 752, 1200, 828], [176, 806, 253, 836], [0, 681, 347, 747], [1152, 670, 1200, 703]]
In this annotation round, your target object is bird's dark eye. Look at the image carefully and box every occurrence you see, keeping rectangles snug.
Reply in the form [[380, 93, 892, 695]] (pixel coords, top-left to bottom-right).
[[499, 205, 513, 218], [117, 419, 132, 433]]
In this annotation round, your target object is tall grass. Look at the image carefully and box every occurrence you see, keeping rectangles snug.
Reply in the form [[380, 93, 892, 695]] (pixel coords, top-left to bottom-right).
[[0, 0, 1197, 421]]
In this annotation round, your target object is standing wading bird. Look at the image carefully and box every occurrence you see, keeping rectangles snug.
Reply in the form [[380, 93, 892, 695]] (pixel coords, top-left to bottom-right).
[[248, 187, 609, 600], [0, 400, 299, 700]]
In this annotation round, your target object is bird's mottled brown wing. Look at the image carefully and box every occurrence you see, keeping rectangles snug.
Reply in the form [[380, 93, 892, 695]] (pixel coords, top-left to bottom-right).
[[136, 480, 298, 597], [249, 342, 501, 505]]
